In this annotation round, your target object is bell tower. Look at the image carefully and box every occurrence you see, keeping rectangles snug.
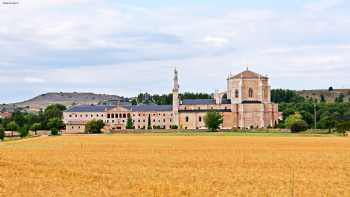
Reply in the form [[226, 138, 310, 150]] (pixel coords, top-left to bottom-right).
[[172, 68, 180, 127]]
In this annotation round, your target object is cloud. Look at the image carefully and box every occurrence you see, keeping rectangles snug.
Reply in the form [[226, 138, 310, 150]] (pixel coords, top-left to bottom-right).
[[304, 0, 344, 12], [0, 1, 350, 103]]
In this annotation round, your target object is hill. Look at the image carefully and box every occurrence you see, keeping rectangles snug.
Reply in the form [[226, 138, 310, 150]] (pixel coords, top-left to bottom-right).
[[297, 89, 350, 102], [1, 92, 123, 112]]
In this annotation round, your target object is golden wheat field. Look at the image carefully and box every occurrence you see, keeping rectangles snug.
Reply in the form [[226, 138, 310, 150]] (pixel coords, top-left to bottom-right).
[[0, 135, 349, 197]]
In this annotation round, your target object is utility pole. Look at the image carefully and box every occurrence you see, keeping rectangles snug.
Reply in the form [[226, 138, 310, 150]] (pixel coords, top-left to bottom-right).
[[314, 103, 317, 129]]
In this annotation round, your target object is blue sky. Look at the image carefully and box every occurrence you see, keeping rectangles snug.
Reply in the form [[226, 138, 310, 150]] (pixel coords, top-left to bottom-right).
[[0, 0, 349, 103]]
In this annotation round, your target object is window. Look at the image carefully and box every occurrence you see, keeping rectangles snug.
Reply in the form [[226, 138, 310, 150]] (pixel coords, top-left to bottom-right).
[[235, 89, 239, 98], [199, 116, 202, 122], [69, 115, 72, 117], [75, 115, 77, 118], [186, 116, 189, 122], [107, 114, 110, 118], [111, 114, 115, 118], [91, 114, 93, 117], [80, 115, 82, 117], [97, 114, 99, 117], [163, 119, 166, 122], [198, 107, 201, 110], [123, 114, 126, 118], [249, 88, 253, 98], [86, 114, 88, 117], [116, 114, 119, 118]]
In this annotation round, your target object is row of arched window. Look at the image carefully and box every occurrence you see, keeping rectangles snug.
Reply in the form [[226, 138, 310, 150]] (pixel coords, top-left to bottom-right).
[[234, 88, 254, 98]]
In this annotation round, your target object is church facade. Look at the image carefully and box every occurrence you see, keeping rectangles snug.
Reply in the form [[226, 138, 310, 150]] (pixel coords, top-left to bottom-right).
[[63, 69, 279, 133]]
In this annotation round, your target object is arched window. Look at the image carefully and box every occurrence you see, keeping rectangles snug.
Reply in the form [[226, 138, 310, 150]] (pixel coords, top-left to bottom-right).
[[235, 89, 239, 98], [186, 116, 189, 122], [249, 88, 253, 98], [199, 116, 202, 122]]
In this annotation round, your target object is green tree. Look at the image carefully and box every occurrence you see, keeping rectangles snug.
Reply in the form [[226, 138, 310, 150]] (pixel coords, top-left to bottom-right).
[[318, 115, 336, 132], [85, 120, 105, 134], [126, 114, 134, 129], [6, 121, 19, 136], [44, 104, 66, 120], [335, 94, 345, 103], [0, 125, 5, 141], [320, 94, 326, 103], [285, 113, 303, 129], [30, 123, 41, 135], [335, 121, 350, 135], [290, 120, 309, 133], [131, 99, 138, 106], [204, 111, 224, 132], [147, 114, 152, 130], [19, 125, 29, 138], [47, 118, 64, 135]]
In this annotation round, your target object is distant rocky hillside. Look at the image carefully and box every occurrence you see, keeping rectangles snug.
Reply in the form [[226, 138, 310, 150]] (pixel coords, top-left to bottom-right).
[[2, 92, 123, 112], [297, 89, 350, 102]]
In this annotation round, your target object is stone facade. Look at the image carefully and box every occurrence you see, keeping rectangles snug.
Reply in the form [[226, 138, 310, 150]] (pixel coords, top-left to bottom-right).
[[63, 68, 279, 133]]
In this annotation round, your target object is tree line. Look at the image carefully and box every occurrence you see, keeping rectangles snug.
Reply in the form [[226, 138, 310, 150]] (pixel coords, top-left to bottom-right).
[[273, 89, 350, 133], [0, 104, 66, 140], [132, 92, 212, 105]]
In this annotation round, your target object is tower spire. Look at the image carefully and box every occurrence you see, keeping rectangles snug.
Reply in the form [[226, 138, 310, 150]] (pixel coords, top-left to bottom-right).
[[173, 67, 179, 92]]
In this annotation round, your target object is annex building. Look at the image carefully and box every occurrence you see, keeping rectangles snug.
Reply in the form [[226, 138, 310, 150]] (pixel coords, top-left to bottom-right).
[[63, 68, 279, 133]]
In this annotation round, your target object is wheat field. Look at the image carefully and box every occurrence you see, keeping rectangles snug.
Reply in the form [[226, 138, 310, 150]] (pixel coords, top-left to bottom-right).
[[0, 135, 349, 197]]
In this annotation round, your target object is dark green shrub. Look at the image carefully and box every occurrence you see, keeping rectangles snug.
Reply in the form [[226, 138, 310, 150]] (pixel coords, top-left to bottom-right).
[[170, 125, 178, 129], [51, 128, 59, 136], [290, 120, 309, 133], [335, 121, 350, 135], [0, 125, 5, 141], [85, 120, 105, 134], [48, 118, 64, 136], [19, 126, 29, 138]]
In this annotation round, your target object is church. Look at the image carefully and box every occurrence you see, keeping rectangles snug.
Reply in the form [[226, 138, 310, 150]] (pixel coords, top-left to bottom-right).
[[63, 68, 279, 133]]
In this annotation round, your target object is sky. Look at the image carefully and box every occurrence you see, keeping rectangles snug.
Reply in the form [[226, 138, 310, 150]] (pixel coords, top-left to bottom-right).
[[0, 0, 350, 103]]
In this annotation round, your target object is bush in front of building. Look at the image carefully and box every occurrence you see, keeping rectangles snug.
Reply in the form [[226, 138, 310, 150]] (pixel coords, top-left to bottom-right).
[[48, 118, 64, 136], [170, 125, 178, 129], [126, 115, 135, 129], [85, 120, 105, 134], [290, 120, 309, 133], [204, 111, 223, 132]]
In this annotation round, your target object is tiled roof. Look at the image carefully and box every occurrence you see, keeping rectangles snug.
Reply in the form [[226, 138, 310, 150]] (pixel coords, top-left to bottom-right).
[[130, 104, 172, 112], [182, 99, 216, 105], [231, 70, 268, 79], [65, 105, 113, 112]]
